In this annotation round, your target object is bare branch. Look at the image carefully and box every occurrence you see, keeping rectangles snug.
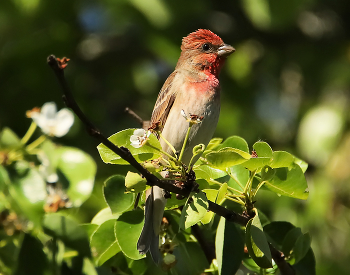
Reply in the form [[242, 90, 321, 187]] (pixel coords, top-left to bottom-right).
[[269, 244, 296, 275], [125, 107, 150, 130]]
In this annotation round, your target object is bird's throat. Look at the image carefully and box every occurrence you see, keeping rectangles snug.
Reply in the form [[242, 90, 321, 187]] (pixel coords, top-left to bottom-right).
[[204, 56, 226, 78], [185, 73, 220, 96]]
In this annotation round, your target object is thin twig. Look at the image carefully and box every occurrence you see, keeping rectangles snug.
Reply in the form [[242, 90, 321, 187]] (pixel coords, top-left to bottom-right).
[[208, 201, 248, 225], [125, 107, 150, 130], [269, 244, 295, 275], [134, 193, 141, 210]]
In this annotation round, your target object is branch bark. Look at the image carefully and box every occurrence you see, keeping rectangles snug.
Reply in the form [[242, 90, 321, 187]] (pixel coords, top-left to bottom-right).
[[269, 244, 295, 275]]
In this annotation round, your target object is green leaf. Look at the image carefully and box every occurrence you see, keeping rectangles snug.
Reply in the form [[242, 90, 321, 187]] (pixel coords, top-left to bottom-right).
[[270, 151, 295, 168], [8, 161, 46, 224], [236, 140, 274, 171], [253, 141, 273, 157], [294, 157, 308, 173], [128, 258, 148, 275], [242, 257, 261, 274], [90, 219, 121, 266], [203, 137, 223, 154], [0, 127, 21, 149], [42, 213, 91, 257], [293, 248, 316, 275], [245, 209, 272, 268], [173, 242, 208, 275], [227, 165, 249, 191], [264, 222, 314, 274], [39, 140, 96, 206], [104, 175, 134, 214], [179, 191, 209, 230], [80, 224, 98, 241], [258, 210, 270, 227], [97, 129, 162, 165], [264, 221, 295, 248], [142, 161, 162, 173], [216, 217, 244, 275], [81, 258, 100, 275], [40, 139, 60, 169], [294, 233, 311, 263], [194, 165, 229, 189], [0, 164, 10, 192], [264, 163, 309, 199], [125, 171, 147, 193], [164, 211, 182, 238], [206, 148, 250, 171], [165, 192, 186, 210], [56, 146, 96, 207], [216, 182, 228, 205], [115, 210, 145, 260], [194, 165, 229, 182], [14, 233, 48, 275], [261, 165, 275, 181], [215, 136, 249, 153], [195, 179, 210, 190], [91, 207, 121, 225], [281, 227, 302, 257], [242, 157, 271, 171], [0, 235, 20, 272], [200, 189, 218, 224]]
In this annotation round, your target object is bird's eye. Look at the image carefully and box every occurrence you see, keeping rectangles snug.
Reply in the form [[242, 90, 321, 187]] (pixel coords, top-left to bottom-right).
[[202, 43, 211, 51]]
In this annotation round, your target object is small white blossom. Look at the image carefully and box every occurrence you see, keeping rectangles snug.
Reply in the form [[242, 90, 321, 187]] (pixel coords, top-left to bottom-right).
[[180, 109, 203, 124], [181, 109, 188, 120], [28, 102, 74, 137], [130, 129, 151, 148]]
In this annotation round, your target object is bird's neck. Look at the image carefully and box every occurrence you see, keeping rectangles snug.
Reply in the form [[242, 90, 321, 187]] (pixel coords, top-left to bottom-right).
[[180, 67, 220, 95], [200, 55, 226, 78], [177, 52, 226, 79]]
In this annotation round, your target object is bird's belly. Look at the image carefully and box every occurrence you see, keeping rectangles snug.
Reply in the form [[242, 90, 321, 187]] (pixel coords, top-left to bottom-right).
[[160, 88, 220, 165]]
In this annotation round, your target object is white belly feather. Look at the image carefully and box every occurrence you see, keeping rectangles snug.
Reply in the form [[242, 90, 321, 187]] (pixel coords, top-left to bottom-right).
[[160, 85, 220, 165]]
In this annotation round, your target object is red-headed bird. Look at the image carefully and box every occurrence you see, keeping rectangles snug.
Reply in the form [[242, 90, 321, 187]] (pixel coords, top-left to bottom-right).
[[137, 29, 235, 264]]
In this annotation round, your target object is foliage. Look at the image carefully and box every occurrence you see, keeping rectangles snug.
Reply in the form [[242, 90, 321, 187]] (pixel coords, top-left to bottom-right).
[[0, 104, 313, 274], [0, 106, 98, 274], [90, 125, 312, 274]]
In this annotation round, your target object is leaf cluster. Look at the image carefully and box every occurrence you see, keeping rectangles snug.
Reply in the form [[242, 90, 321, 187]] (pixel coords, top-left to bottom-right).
[[0, 126, 97, 274], [92, 128, 314, 274]]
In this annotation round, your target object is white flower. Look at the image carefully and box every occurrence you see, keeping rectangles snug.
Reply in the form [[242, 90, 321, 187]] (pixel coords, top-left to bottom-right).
[[130, 129, 151, 148], [29, 102, 74, 137], [181, 109, 188, 120], [180, 109, 203, 124]]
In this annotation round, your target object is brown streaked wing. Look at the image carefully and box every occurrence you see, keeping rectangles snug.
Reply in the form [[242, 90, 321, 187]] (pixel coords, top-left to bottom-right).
[[150, 71, 177, 128]]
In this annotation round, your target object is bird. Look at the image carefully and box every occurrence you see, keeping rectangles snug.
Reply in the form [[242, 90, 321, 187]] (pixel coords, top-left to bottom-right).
[[137, 29, 235, 264]]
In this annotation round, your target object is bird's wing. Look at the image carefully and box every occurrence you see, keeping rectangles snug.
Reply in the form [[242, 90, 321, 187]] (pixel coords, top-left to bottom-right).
[[150, 71, 177, 128]]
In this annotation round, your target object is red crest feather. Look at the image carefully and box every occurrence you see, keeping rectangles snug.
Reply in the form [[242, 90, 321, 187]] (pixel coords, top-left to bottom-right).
[[181, 29, 223, 50]]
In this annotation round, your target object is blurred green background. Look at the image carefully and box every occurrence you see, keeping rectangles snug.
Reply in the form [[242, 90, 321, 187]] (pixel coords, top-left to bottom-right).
[[0, 0, 349, 274]]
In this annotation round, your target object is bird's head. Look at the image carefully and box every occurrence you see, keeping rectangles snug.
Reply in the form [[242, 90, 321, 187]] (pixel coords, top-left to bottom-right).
[[177, 29, 235, 77]]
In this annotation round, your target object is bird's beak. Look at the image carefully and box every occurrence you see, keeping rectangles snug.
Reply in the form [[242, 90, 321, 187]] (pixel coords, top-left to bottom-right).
[[218, 44, 235, 57]]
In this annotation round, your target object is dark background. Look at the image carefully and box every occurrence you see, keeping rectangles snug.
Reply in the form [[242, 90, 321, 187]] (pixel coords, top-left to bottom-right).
[[0, 0, 349, 273]]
